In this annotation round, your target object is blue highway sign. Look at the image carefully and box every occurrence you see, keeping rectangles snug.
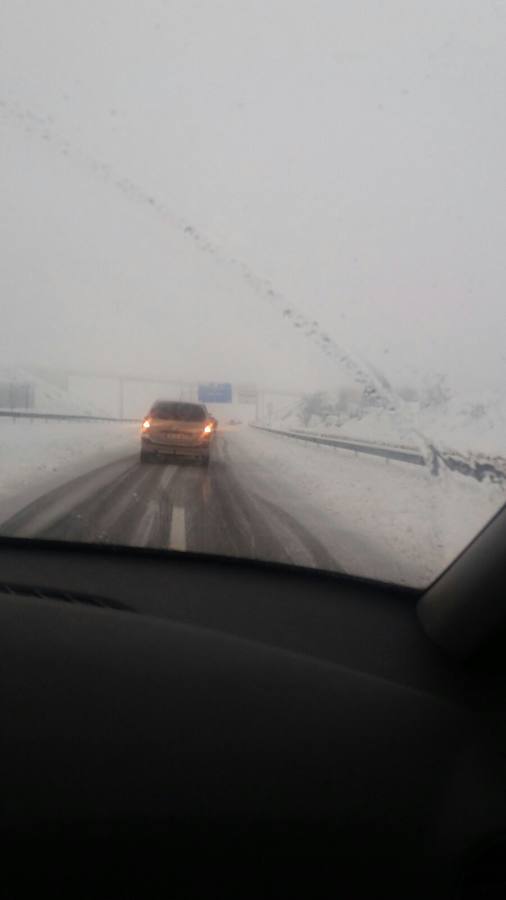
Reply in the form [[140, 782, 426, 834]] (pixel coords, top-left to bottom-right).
[[198, 383, 233, 403]]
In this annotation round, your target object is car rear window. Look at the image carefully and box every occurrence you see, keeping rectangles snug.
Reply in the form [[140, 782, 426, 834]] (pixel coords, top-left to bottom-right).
[[150, 402, 206, 422]]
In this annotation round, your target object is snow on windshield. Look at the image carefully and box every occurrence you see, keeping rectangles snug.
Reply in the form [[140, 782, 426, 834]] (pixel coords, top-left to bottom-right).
[[1, 1, 505, 586]]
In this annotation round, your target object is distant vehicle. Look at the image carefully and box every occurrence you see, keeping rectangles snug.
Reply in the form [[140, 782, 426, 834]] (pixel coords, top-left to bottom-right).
[[140, 401, 214, 465], [227, 418, 242, 426]]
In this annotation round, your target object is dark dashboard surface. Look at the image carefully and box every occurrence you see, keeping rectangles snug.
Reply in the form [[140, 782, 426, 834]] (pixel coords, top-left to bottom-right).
[[0, 538, 458, 694], [1, 538, 505, 898]]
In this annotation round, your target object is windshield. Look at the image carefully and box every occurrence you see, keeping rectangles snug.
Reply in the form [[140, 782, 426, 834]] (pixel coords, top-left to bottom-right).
[[1, 1, 505, 588]]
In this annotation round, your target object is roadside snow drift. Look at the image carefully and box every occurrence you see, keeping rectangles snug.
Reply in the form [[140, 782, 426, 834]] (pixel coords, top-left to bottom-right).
[[0, 418, 139, 521], [224, 426, 506, 587]]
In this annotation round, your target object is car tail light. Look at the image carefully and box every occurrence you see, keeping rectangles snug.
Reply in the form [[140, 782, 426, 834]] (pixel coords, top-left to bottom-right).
[[142, 419, 151, 430], [203, 423, 213, 434]]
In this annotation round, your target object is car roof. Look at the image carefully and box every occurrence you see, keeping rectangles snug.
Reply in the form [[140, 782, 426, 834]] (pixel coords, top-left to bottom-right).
[[150, 400, 207, 410]]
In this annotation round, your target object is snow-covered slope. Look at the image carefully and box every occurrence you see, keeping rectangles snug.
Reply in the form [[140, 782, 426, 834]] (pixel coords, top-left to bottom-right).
[[273, 390, 506, 460], [0, 369, 110, 417]]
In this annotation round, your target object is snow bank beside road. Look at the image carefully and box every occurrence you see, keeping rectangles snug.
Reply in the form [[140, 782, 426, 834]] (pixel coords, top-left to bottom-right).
[[225, 426, 506, 587], [275, 390, 506, 461], [0, 368, 110, 416], [0, 418, 139, 521]]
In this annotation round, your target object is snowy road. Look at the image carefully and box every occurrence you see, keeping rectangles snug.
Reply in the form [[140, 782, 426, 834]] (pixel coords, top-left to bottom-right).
[[1, 424, 504, 587], [0, 433, 344, 572]]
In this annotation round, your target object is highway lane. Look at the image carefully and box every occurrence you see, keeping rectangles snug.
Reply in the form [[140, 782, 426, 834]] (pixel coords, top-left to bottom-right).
[[0, 433, 343, 572]]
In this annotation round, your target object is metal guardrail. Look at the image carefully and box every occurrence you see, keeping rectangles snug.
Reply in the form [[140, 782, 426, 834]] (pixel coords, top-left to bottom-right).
[[289, 427, 417, 453], [250, 423, 426, 466], [251, 423, 506, 483], [0, 410, 139, 424], [429, 445, 506, 484]]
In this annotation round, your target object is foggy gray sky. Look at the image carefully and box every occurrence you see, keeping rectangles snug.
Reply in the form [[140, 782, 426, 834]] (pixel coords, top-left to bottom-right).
[[1, 0, 506, 394]]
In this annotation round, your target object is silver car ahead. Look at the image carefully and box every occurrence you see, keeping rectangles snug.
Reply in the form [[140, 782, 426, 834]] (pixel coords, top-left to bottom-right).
[[140, 401, 214, 465]]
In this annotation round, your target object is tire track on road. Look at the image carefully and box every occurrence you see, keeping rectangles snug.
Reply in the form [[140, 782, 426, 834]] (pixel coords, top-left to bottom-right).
[[46, 462, 183, 547], [0, 457, 138, 539], [0, 434, 346, 572]]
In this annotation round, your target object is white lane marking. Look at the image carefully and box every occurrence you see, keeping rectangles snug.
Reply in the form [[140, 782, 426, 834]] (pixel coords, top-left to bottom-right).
[[168, 506, 186, 551]]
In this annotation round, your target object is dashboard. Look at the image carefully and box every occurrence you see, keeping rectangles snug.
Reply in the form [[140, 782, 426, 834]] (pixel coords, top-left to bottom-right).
[[1, 537, 505, 898]]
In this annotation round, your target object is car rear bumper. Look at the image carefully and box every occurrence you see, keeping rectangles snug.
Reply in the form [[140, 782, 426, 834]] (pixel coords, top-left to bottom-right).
[[142, 437, 210, 458]]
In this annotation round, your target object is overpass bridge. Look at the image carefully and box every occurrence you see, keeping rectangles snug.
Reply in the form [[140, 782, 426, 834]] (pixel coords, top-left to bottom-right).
[[20, 367, 302, 421]]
